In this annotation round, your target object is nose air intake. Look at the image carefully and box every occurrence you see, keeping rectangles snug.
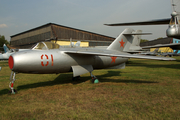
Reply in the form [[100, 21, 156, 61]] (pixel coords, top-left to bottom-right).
[[8, 56, 14, 70]]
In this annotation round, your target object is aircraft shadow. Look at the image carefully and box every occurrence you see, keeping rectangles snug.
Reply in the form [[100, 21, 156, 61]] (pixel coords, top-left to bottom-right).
[[0, 71, 157, 96], [82, 71, 158, 84]]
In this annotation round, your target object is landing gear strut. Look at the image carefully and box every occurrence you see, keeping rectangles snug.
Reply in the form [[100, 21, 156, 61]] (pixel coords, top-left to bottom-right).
[[9, 71, 17, 94], [90, 72, 99, 84]]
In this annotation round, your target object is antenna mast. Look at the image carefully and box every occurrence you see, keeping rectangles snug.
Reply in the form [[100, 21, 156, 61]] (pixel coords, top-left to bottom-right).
[[171, 0, 176, 12]]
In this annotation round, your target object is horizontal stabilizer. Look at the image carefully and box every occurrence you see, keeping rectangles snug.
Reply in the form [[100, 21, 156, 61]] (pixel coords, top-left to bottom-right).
[[123, 33, 152, 35]]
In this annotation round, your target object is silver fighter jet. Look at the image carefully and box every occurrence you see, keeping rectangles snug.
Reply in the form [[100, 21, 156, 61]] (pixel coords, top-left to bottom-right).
[[8, 28, 175, 94]]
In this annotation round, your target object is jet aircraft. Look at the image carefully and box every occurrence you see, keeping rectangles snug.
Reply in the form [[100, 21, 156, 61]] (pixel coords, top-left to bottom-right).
[[139, 48, 160, 56], [0, 44, 14, 60], [8, 28, 175, 94], [161, 50, 180, 57]]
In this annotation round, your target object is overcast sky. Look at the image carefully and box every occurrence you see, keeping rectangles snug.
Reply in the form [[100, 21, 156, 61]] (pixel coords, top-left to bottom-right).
[[0, 0, 174, 41]]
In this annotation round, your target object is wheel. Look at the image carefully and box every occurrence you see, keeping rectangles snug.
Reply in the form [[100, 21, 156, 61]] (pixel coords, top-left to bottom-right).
[[9, 89, 17, 94], [92, 78, 99, 84]]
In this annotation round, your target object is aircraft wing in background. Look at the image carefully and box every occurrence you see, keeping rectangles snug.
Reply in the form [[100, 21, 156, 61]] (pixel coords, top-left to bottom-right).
[[142, 43, 180, 50], [104, 18, 171, 26]]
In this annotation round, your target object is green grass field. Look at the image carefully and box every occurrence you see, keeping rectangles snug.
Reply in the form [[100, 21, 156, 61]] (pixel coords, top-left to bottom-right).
[[0, 57, 180, 120]]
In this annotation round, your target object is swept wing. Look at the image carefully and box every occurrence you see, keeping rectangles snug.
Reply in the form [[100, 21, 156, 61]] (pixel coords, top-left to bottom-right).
[[64, 48, 175, 61]]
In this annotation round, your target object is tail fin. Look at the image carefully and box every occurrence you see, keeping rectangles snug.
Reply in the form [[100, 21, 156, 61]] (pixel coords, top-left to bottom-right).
[[75, 41, 81, 47], [107, 28, 134, 51], [131, 30, 142, 46], [107, 28, 151, 52], [3, 44, 10, 53], [152, 48, 159, 53]]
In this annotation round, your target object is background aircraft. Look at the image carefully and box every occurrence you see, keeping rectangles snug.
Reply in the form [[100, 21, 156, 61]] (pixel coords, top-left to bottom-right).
[[0, 44, 14, 60], [8, 28, 175, 94], [140, 48, 160, 56], [104, 0, 180, 39], [161, 50, 180, 57]]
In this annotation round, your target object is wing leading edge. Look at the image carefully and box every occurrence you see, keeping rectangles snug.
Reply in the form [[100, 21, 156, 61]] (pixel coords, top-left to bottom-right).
[[64, 49, 176, 61]]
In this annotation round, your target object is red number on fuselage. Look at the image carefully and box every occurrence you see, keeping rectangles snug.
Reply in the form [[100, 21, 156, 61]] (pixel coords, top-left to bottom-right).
[[41, 54, 53, 66]]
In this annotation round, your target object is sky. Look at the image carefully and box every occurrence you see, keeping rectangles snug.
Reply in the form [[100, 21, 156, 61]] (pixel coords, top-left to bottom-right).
[[0, 0, 175, 42]]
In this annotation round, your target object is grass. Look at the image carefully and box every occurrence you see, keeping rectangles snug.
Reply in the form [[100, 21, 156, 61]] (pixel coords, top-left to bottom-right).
[[0, 57, 180, 120]]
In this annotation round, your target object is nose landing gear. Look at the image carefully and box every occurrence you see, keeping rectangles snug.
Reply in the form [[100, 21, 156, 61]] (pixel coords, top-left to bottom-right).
[[9, 71, 17, 94]]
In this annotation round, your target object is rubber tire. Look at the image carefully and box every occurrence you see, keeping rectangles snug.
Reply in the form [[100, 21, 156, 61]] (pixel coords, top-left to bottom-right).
[[9, 89, 17, 94], [92, 78, 99, 84]]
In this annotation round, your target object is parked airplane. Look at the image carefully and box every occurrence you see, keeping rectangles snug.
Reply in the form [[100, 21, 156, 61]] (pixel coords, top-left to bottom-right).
[[140, 48, 160, 56], [161, 50, 180, 57], [104, 1, 180, 39], [0, 44, 14, 60], [8, 28, 175, 94]]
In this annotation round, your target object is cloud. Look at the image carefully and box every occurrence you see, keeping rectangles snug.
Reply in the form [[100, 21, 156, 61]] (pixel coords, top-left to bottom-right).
[[0, 24, 8, 28]]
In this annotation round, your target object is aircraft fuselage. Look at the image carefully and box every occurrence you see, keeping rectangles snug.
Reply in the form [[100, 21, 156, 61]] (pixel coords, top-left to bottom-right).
[[166, 24, 180, 39], [9, 49, 128, 74]]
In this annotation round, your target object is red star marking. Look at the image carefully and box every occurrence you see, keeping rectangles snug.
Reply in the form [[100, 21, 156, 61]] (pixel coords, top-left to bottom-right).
[[119, 39, 125, 48], [111, 56, 117, 63]]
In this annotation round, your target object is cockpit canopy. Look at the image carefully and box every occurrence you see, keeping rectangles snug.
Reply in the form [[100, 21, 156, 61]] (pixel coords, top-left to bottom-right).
[[32, 42, 60, 50], [169, 16, 179, 25]]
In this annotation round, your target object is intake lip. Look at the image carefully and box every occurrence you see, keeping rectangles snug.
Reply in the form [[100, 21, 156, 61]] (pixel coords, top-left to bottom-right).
[[8, 56, 14, 70]]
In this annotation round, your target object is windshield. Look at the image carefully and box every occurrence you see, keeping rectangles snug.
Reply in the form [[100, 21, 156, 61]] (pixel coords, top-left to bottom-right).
[[44, 42, 60, 49], [32, 42, 60, 50], [170, 16, 175, 25], [169, 16, 179, 25]]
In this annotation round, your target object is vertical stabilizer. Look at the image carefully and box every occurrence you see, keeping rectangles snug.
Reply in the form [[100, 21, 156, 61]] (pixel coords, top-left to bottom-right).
[[3, 44, 10, 53], [107, 28, 135, 52], [153, 48, 159, 53], [129, 30, 143, 51], [132, 30, 142, 46]]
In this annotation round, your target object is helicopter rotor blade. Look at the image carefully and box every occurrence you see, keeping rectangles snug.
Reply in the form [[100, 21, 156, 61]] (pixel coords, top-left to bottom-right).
[[104, 18, 171, 26]]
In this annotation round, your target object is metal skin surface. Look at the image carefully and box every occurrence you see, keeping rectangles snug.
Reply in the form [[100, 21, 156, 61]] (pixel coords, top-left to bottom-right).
[[166, 25, 180, 39], [10, 49, 128, 74], [0, 44, 29, 60], [0, 52, 13, 60]]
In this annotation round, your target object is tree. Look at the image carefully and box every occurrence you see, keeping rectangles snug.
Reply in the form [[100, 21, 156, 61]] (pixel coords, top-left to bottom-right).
[[140, 39, 149, 43], [0, 35, 9, 51]]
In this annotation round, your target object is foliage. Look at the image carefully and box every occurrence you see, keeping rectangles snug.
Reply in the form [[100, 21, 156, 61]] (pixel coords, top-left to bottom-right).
[[140, 39, 149, 43], [157, 37, 163, 39], [0, 35, 9, 51]]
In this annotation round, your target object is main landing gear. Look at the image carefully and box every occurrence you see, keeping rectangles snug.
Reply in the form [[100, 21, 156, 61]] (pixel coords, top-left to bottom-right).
[[72, 73, 99, 84], [9, 71, 17, 94], [90, 72, 99, 84]]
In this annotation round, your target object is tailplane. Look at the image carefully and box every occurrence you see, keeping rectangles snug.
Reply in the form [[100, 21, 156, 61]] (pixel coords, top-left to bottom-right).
[[107, 28, 151, 52]]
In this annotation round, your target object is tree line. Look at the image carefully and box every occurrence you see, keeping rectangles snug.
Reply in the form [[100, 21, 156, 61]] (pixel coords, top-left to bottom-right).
[[0, 35, 9, 52]]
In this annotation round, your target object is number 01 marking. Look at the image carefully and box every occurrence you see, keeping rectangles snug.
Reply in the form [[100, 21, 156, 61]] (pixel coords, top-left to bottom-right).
[[41, 54, 54, 66]]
